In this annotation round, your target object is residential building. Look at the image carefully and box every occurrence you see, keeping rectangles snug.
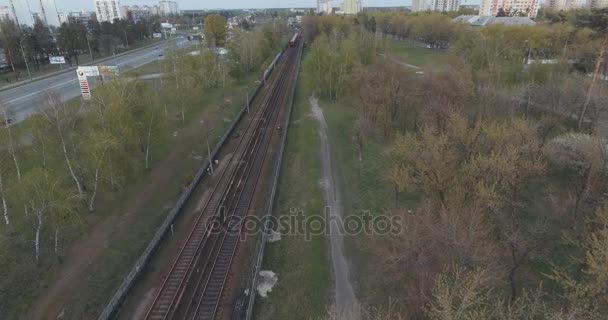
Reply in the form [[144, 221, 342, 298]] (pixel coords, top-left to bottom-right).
[[317, 0, 333, 14], [122, 4, 154, 21], [460, 4, 480, 10], [431, 0, 460, 11], [159, 1, 179, 16], [95, 0, 122, 22], [342, 0, 362, 14], [479, 0, 539, 18], [0, 6, 17, 22], [588, 0, 608, 8], [59, 11, 94, 24], [454, 14, 536, 26], [412, 0, 429, 12], [545, 0, 580, 10]]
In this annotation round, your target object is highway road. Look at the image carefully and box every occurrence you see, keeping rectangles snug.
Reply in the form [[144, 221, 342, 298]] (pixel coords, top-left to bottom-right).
[[0, 37, 190, 123]]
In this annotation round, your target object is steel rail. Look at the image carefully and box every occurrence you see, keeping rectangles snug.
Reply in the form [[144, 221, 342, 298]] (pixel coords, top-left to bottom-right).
[[143, 44, 294, 320], [190, 44, 300, 320]]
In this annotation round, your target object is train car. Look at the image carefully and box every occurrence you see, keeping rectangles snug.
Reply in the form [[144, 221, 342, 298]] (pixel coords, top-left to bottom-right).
[[289, 33, 299, 47]]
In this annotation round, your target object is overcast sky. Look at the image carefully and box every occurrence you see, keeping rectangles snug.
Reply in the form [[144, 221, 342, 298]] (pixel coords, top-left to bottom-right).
[[0, 0, 481, 26]]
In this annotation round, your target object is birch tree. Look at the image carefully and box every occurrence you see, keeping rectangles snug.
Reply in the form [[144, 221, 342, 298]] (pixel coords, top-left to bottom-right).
[[81, 131, 117, 211], [0, 155, 9, 225], [40, 93, 85, 199], [1, 107, 22, 182], [17, 168, 76, 262]]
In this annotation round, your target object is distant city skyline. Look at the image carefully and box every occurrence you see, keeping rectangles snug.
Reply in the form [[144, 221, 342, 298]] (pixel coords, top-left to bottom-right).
[[0, 0, 485, 27]]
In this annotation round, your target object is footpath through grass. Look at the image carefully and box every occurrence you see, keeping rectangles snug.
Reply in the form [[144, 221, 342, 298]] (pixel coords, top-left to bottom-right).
[[255, 83, 331, 320], [321, 98, 420, 308], [381, 38, 457, 70]]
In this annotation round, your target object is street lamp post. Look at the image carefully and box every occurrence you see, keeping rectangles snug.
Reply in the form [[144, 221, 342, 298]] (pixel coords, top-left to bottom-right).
[[206, 128, 215, 174], [124, 30, 129, 50], [19, 36, 32, 80], [86, 35, 94, 62]]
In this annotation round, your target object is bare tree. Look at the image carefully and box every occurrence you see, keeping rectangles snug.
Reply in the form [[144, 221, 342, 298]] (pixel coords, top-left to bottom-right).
[[40, 93, 85, 199]]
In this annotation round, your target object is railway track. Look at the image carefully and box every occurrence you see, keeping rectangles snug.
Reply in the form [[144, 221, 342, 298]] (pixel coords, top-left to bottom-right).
[[143, 37, 301, 320]]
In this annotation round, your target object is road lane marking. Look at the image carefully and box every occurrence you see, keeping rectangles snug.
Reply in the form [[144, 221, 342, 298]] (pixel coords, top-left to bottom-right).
[[2, 78, 78, 104]]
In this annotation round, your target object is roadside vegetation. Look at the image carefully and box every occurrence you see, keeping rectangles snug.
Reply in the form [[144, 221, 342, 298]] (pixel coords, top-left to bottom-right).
[[266, 9, 608, 320], [0, 19, 289, 319], [256, 83, 332, 320]]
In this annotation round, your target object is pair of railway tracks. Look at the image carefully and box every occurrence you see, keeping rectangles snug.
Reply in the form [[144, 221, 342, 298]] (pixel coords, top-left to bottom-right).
[[143, 39, 300, 320]]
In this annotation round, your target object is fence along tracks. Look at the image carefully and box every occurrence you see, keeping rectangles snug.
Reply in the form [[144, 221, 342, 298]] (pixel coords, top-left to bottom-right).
[[143, 40, 300, 320]]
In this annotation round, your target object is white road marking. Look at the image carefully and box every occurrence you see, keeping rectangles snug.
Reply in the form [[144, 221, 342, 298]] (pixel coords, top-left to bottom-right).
[[1, 49, 161, 104], [2, 78, 78, 103]]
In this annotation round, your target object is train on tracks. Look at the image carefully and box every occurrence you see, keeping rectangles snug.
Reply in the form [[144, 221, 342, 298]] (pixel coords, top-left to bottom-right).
[[289, 32, 299, 47]]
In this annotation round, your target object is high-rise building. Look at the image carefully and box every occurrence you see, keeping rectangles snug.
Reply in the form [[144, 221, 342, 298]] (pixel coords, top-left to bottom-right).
[[479, 0, 539, 18], [159, 1, 179, 16], [95, 0, 122, 22], [342, 0, 362, 14], [317, 0, 333, 14], [430, 0, 460, 11], [412, 0, 429, 12], [7, 0, 19, 25], [0, 6, 17, 22], [545, 0, 580, 10], [588, 0, 608, 8]]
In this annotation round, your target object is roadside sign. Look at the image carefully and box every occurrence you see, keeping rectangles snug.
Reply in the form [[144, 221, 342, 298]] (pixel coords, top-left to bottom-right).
[[153, 32, 162, 38], [49, 56, 66, 64], [98, 65, 120, 76], [78, 66, 100, 77], [192, 26, 199, 30], [77, 68, 91, 100]]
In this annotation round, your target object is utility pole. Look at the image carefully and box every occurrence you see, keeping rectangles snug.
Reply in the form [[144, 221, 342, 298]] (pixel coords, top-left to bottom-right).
[[53, 0, 61, 26], [206, 128, 215, 174], [19, 37, 32, 79], [38, 0, 48, 25], [8, 0, 20, 27]]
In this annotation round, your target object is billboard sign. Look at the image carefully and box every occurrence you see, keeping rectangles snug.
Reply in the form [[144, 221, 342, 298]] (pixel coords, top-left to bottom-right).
[[49, 55, 66, 64], [98, 66, 120, 76], [76, 68, 91, 100], [153, 32, 162, 38], [78, 66, 100, 77]]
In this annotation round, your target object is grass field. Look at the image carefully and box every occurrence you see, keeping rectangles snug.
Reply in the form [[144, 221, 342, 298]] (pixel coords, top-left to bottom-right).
[[321, 97, 420, 308], [255, 82, 332, 320], [0, 68, 260, 319], [381, 38, 457, 70]]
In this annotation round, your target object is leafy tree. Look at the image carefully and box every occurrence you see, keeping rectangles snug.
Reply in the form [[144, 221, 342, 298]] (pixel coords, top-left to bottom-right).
[[548, 206, 608, 315], [204, 14, 227, 47], [16, 168, 77, 262], [0, 19, 22, 72], [57, 22, 87, 65]]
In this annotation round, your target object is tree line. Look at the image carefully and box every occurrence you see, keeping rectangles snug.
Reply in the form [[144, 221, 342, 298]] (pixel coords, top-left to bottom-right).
[[0, 17, 160, 76], [0, 20, 288, 307], [302, 10, 608, 319]]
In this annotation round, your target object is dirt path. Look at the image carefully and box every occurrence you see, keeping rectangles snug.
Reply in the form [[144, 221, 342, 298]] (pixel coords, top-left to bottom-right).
[[309, 96, 359, 318], [377, 53, 420, 70]]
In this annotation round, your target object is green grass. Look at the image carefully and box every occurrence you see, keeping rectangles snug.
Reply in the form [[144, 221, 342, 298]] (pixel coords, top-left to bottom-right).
[[321, 98, 420, 307], [255, 82, 331, 320], [381, 38, 457, 70], [0, 73, 260, 319]]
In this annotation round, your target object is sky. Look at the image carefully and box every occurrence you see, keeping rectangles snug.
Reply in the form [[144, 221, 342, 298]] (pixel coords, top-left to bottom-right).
[[0, 0, 480, 27]]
